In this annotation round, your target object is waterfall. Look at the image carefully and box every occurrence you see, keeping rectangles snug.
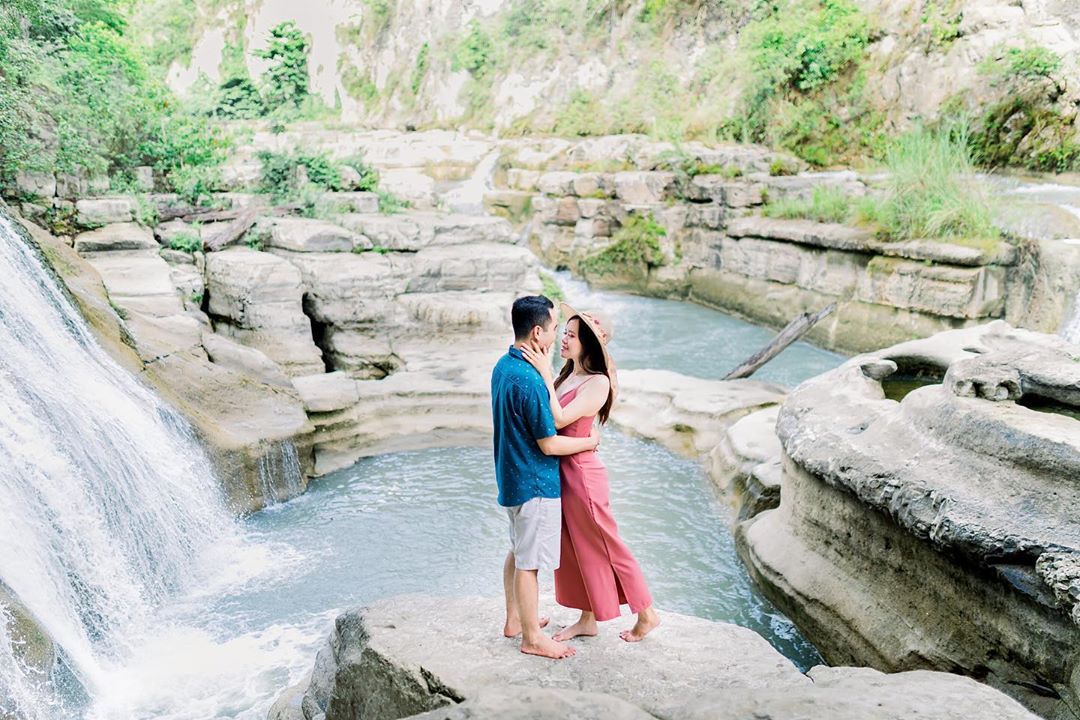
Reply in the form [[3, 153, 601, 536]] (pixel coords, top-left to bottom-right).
[[257, 441, 304, 505], [441, 149, 501, 215], [0, 214, 237, 718], [1063, 291, 1080, 346]]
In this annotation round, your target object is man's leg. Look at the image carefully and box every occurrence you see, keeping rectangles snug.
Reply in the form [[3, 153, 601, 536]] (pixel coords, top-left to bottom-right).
[[515, 568, 574, 659], [502, 550, 518, 637]]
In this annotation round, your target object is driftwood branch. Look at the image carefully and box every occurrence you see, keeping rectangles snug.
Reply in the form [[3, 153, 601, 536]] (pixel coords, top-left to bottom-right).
[[203, 208, 258, 252], [723, 303, 836, 380]]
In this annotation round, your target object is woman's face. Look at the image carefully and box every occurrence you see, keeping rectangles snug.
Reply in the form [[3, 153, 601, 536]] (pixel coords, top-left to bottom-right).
[[560, 318, 583, 361]]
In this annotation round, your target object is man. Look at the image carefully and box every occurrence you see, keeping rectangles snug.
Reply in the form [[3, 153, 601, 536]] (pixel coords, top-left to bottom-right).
[[491, 295, 599, 660]]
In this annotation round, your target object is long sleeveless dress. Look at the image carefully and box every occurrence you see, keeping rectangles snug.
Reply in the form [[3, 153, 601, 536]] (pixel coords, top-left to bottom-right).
[[553, 384, 653, 621]]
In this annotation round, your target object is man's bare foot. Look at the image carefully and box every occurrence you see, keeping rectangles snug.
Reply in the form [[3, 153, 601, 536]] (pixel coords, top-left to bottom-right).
[[619, 610, 660, 643], [503, 615, 550, 638], [553, 618, 598, 642], [521, 635, 576, 660]]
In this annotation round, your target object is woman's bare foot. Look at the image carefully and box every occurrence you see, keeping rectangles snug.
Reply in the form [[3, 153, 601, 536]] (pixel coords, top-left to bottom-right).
[[520, 634, 576, 660], [503, 615, 550, 638], [619, 607, 660, 643], [553, 613, 598, 641]]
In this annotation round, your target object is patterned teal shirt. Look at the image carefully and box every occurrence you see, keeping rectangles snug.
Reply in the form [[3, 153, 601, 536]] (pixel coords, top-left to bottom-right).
[[491, 347, 559, 507]]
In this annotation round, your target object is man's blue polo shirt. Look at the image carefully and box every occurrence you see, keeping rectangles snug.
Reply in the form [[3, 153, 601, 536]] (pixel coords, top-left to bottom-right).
[[491, 346, 559, 507]]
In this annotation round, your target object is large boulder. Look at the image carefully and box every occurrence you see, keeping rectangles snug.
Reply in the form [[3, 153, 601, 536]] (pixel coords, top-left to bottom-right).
[[79, 249, 185, 318], [205, 248, 325, 376], [266, 217, 369, 253], [270, 595, 1039, 720], [738, 322, 1080, 718]]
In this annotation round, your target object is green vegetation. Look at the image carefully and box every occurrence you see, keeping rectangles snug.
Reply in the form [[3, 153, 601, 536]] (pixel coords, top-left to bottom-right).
[[920, 0, 962, 49], [255, 21, 309, 110], [539, 271, 564, 301], [169, 233, 203, 254], [864, 126, 997, 241], [410, 42, 429, 96], [0, 0, 227, 199], [762, 186, 854, 224], [580, 213, 667, 276], [730, 0, 881, 165], [968, 44, 1079, 172], [258, 150, 343, 199], [361, 0, 392, 40], [376, 188, 409, 214]]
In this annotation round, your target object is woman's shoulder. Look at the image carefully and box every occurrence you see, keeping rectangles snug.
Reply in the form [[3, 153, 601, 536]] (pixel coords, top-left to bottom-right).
[[585, 373, 611, 390]]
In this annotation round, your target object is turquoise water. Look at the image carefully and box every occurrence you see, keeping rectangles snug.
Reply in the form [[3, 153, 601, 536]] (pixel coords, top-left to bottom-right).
[[556, 273, 844, 388], [87, 286, 839, 719]]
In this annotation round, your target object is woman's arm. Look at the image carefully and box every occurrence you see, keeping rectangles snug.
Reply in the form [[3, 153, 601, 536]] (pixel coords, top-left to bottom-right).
[[521, 346, 609, 429]]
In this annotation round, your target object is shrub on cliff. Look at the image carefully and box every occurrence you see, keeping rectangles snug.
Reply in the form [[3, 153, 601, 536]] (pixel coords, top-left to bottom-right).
[[580, 213, 667, 277]]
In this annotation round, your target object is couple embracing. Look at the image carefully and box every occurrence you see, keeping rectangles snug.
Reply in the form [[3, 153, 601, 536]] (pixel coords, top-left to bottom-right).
[[491, 295, 660, 660]]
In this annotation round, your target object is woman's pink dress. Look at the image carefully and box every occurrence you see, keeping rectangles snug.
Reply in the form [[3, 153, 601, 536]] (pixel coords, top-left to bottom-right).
[[554, 384, 653, 621]]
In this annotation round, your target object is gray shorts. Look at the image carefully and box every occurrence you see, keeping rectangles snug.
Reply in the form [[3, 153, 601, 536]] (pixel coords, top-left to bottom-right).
[[507, 497, 561, 571]]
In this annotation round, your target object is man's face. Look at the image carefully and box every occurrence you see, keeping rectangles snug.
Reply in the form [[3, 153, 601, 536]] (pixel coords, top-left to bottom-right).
[[537, 307, 558, 350]]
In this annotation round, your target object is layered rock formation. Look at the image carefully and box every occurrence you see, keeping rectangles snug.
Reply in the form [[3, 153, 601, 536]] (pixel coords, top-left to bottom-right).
[[268, 595, 1040, 720], [736, 322, 1080, 719], [516, 146, 1043, 354]]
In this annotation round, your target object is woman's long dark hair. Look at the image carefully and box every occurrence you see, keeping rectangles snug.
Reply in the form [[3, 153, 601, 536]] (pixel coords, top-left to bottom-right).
[[553, 316, 614, 424]]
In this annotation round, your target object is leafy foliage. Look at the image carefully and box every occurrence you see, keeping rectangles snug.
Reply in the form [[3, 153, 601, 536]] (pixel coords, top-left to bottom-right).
[[255, 21, 309, 111], [0, 0, 227, 198], [580, 213, 667, 276]]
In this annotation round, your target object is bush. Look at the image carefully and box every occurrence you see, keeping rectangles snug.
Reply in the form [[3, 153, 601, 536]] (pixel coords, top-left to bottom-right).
[[410, 42, 429, 96], [580, 213, 667, 276], [342, 154, 380, 192], [377, 188, 409, 214], [257, 150, 343, 200], [256, 21, 309, 111], [452, 21, 495, 78], [169, 233, 202, 253], [869, 126, 998, 241]]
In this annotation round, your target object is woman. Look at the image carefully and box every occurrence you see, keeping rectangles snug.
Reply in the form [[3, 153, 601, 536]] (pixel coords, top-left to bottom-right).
[[521, 303, 661, 643]]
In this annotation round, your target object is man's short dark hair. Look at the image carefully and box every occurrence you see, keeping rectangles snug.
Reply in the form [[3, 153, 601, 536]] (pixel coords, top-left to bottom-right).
[[512, 295, 555, 340]]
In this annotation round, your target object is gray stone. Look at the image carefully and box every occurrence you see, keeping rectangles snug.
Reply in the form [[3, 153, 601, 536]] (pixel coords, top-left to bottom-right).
[[856, 258, 1006, 319], [279, 595, 808, 720], [134, 166, 155, 192], [726, 216, 878, 252], [571, 173, 614, 198], [201, 331, 292, 388], [408, 687, 654, 720], [330, 191, 380, 214], [613, 171, 675, 204], [878, 238, 1019, 267], [670, 666, 1040, 720], [205, 248, 325, 376], [337, 213, 430, 251], [73, 223, 158, 254], [292, 372, 360, 413], [505, 169, 540, 192], [75, 197, 135, 227], [537, 171, 578, 196], [267, 218, 368, 253], [80, 249, 185, 317], [15, 170, 56, 199], [406, 244, 539, 294], [740, 322, 1080, 718]]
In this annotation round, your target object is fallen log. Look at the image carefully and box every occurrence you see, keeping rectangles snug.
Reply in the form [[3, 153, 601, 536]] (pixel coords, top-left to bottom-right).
[[723, 303, 836, 380], [203, 208, 258, 252]]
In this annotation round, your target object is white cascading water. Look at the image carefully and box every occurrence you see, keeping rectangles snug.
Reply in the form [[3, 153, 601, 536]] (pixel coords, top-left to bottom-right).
[[441, 149, 501, 215], [0, 213, 238, 718], [1062, 291, 1080, 346]]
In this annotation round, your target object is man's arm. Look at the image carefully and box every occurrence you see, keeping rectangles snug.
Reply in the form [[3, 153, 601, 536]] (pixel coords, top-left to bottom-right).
[[537, 427, 599, 456]]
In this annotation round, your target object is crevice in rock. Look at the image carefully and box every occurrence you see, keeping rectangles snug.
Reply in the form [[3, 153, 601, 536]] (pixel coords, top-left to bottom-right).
[[302, 293, 334, 373], [419, 666, 465, 704]]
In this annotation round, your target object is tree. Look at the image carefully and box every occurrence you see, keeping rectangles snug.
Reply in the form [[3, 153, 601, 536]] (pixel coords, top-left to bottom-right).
[[256, 21, 309, 111]]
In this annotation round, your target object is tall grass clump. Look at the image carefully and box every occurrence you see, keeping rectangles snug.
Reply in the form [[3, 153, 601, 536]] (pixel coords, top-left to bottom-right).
[[869, 127, 998, 241], [763, 186, 852, 223]]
